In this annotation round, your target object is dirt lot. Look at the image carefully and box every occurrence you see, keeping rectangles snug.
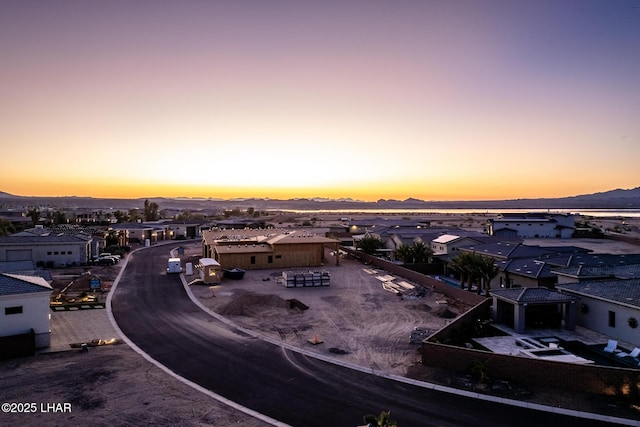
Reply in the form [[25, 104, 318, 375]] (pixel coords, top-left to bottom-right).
[[2, 214, 640, 426], [186, 248, 466, 377]]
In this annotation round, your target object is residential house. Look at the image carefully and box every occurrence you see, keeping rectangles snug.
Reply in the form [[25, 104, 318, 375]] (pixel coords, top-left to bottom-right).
[[347, 217, 430, 236], [491, 287, 578, 333], [489, 213, 575, 238], [212, 218, 267, 230], [202, 229, 339, 270], [0, 273, 53, 352], [553, 263, 640, 285], [110, 222, 163, 245], [454, 242, 590, 290], [557, 278, 640, 347], [0, 209, 32, 230], [430, 233, 485, 256], [494, 258, 558, 289], [0, 232, 92, 267], [160, 219, 208, 239]]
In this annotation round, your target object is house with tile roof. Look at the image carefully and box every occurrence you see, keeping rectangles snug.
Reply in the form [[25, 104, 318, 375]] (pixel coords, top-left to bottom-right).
[[450, 242, 590, 290], [553, 263, 640, 284], [0, 273, 53, 354], [490, 287, 578, 333], [557, 278, 640, 347], [494, 258, 558, 289]]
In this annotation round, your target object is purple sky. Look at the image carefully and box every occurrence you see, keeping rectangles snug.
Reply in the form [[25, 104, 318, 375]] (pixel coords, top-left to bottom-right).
[[1, 1, 638, 200]]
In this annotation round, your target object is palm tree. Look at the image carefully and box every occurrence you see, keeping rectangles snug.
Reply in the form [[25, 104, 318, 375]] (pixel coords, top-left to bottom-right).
[[464, 252, 482, 292], [393, 243, 413, 264], [478, 256, 499, 296], [449, 252, 484, 292], [410, 241, 433, 264], [357, 235, 385, 255], [448, 253, 469, 289]]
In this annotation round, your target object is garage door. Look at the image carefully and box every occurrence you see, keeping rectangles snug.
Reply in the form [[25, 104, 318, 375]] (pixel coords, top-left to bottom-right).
[[6, 249, 33, 261]]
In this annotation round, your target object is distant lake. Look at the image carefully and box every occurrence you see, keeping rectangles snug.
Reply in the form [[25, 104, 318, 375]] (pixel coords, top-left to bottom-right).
[[282, 208, 640, 218]]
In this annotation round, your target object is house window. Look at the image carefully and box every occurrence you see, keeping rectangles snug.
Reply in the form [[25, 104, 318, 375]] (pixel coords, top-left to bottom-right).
[[5, 306, 23, 315], [267, 255, 273, 264], [250, 256, 256, 265], [608, 311, 616, 327], [275, 255, 282, 259], [54, 251, 59, 255], [47, 252, 52, 255]]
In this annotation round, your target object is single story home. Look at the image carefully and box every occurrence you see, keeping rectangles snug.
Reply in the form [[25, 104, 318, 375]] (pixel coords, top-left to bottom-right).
[[0, 232, 92, 267], [557, 278, 640, 347], [202, 229, 339, 270], [0, 273, 53, 355]]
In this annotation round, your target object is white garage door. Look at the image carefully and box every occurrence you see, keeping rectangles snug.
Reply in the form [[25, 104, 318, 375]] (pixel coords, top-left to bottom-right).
[[6, 249, 33, 261]]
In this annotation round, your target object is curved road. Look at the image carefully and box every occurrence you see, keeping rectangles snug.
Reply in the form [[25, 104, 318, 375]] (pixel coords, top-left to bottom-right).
[[111, 244, 618, 426]]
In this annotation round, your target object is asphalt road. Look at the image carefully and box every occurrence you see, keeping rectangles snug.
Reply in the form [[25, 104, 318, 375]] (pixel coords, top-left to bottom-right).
[[111, 244, 615, 427]]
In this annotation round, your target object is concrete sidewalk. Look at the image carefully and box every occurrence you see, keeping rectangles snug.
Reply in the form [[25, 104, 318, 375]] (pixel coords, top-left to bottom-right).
[[43, 308, 122, 353]]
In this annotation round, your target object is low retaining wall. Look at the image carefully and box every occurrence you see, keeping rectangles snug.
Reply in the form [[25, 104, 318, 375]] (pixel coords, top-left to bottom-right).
[[426, 299, 493, 344], [342, 248, 486, 306], [420, 341, 640, 398]]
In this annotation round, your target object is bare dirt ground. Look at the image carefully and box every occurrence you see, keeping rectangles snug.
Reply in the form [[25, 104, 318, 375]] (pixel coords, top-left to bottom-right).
[[187, 249, 466, 377], [0, 345, 269, 427], [2, 213, 640, 426]]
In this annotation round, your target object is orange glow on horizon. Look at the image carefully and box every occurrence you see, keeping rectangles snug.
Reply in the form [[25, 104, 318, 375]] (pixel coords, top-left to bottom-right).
[[3, 179, 634, 203]]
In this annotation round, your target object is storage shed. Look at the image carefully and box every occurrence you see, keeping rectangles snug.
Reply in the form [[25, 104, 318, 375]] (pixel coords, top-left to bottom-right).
[[199, 258, 222, 285]]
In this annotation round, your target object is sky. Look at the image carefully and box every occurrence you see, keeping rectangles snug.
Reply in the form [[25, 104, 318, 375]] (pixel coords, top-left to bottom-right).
[[1, 1, 638, 202]]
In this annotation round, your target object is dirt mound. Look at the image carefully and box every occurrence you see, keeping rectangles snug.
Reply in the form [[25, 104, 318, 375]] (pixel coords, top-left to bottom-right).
[[218, 293, 290, 316], [434, 306, 457, 319]]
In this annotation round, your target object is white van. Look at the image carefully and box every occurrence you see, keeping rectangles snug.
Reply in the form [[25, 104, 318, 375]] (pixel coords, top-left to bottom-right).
[[167, 258, 182, 274]]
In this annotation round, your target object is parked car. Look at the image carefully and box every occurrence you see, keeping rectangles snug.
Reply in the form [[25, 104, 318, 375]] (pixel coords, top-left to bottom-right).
[[95, 257, 116, 265], [98, 252, 120, 261]]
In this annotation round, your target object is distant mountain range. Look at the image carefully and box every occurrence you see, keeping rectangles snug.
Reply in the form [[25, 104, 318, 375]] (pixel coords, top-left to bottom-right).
[[0, 187, 639, 212]]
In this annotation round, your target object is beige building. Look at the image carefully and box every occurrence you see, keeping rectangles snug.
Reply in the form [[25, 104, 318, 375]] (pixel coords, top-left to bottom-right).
[[202, 229, 339, 270]]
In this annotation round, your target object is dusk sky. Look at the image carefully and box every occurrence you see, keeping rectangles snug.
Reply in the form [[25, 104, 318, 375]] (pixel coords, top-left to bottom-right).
[[1, 1, 638, 201]]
